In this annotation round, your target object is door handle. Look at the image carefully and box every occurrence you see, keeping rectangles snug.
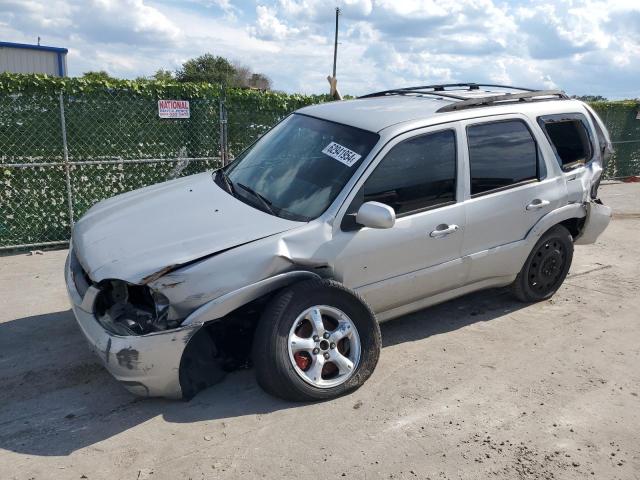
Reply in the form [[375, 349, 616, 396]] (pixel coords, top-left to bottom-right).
[[526, 199, 550, 211], [429, 223, 459, 238]]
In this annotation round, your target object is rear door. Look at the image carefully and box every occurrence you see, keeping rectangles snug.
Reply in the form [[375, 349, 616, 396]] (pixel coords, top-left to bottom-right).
[[460, 115, 565, 284]]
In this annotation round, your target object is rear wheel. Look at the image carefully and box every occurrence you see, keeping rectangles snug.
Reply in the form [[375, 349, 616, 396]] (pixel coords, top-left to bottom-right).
[[512, 225, 574, 302], [253, 279, 380, 401]]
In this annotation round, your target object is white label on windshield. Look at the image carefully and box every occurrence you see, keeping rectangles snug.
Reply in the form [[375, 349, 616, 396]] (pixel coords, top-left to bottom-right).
[[322, 142, 362, 167]]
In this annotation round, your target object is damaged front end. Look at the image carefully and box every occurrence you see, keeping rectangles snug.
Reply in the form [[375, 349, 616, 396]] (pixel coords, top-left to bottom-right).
[[66, 239, 303, 399], [66, 249, 227, 399], [94, 280, 178, 336], [70, 249, 184, 336]]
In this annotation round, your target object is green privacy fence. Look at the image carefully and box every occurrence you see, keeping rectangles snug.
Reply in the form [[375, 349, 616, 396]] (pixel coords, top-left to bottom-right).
[[589, 101, 640, 178], [0, 73, 638, 249]]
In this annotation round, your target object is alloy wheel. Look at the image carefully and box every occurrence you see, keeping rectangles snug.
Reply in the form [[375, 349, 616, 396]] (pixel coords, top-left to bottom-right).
[[287, 305, 361, 388]]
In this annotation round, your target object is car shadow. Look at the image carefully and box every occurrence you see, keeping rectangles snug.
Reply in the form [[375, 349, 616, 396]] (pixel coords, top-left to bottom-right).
[[0, 287, 527, 456], [380, 286, 525, 348]]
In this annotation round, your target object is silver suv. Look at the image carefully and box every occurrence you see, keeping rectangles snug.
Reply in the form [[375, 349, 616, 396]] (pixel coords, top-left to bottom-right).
[[66, 83, 612, 401]]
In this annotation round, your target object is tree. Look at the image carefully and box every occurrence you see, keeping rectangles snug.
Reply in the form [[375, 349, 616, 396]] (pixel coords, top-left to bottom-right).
[[572, 95, 608, 102], [175, 54, 236, 85], [77, 57, 273, 88], [248, 73, 272, 90], [81, 70, 117, 81], [231, 62, 271, 90], [152, 69, 174, 81], [232, 62, 252, 87], [175, 54, 272, 89], [134, 69, 174, 82]]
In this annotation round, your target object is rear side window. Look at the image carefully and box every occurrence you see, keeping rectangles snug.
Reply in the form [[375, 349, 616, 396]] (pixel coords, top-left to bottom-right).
[[538, 113, 593, 170], [363, 129, 456, 215], [467, 120, 538, 196]]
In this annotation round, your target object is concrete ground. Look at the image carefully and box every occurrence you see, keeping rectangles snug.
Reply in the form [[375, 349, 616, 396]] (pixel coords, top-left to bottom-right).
[[1, 183, 639, 480]]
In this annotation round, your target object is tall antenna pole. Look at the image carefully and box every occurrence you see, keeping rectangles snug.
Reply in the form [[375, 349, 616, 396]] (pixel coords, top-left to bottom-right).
[[332, 7, 340, 79], [327, 6, 342, 100]]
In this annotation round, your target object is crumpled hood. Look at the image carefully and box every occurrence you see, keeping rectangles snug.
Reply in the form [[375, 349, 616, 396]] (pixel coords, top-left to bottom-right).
[[72, 172, 302, 283]]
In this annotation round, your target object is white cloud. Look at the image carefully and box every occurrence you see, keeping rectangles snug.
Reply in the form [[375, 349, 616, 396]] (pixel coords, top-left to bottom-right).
[[82, 0, 180, 45], [0, 0, 637, 98], [516, 2, 610, 59], [250, 5, 300, 40], [278, 0, 373, 21], [0, 0, 73, 33], [0, 0, 180, 47]]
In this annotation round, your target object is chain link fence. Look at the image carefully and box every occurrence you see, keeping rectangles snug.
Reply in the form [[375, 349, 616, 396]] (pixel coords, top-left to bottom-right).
[[1, 89, 226, 249], [1, 85, 639, 251]]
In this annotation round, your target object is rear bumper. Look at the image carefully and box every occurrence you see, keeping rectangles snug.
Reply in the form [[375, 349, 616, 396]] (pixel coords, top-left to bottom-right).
[[65, 252, 201, 399], [575, 200, 612, 245]]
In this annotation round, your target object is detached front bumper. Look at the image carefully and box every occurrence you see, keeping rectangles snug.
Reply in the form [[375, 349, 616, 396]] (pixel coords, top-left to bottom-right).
[[65, 252, 201, 399]]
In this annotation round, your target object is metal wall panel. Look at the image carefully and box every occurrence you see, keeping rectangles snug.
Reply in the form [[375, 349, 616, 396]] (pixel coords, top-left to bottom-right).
[[0, 47, 62, 76]]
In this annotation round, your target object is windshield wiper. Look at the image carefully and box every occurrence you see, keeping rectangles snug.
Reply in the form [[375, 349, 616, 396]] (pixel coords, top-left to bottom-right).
[[236, 183, 276, 215], [216, 169, 236, 196]]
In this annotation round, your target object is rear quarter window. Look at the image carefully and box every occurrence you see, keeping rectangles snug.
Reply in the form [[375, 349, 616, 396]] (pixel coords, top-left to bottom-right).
[[537, 113, 593, 171]]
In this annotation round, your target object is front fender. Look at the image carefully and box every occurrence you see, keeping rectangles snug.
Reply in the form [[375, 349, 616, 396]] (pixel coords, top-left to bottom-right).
[[181, 271, 321, 326]]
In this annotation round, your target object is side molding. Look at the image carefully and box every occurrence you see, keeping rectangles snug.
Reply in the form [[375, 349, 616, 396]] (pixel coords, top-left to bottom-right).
[[182, 271, 321, 326]]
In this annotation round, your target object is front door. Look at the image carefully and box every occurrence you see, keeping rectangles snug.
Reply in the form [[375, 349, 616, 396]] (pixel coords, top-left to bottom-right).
[[332, 126, 466, 316]]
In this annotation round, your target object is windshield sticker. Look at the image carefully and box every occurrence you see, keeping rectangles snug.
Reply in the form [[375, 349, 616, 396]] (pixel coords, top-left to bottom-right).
[[322, 142, 362, 167]]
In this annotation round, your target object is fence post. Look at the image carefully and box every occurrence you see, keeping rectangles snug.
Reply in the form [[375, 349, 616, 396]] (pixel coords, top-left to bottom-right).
[[59, 92, 75, 228], [219, 94, 228, 166]]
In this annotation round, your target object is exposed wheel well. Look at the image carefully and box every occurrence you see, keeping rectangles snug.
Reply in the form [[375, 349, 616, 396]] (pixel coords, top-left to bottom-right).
[[178, 286, 292, 399], [558, 217, 585, 240]]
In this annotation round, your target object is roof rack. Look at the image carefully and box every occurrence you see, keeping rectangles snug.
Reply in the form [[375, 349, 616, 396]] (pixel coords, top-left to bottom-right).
[[358, 83, 536, 99], [435, 89, 569, 113], [358, 83, 569, 113]]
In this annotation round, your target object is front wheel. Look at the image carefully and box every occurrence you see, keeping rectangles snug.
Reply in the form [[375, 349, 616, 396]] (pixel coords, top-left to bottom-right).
[[253, 279, 381, 401], [512, 225, 574, 302]]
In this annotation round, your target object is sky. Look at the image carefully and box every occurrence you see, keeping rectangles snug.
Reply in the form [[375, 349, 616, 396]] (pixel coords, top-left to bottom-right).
[[0, 0, 639, 98]]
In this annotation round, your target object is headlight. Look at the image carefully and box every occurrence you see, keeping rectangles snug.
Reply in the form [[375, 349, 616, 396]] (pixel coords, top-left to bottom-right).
[[95, 280, 179, 335]]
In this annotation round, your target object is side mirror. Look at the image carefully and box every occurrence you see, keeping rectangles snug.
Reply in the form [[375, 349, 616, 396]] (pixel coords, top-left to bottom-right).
[[355, 201, 396, 229]]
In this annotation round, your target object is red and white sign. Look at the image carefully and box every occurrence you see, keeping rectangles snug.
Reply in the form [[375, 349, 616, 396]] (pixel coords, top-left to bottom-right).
[[158, 99, 190, 119]]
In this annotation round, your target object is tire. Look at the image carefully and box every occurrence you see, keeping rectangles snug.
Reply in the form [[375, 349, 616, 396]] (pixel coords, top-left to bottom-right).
[[252, 279, 381, 402], [512, 225, 574, 302]]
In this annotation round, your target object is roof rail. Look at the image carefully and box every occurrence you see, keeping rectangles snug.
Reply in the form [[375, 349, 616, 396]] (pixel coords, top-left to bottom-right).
[[435, 89, 569, 113], [358, 83, 536, 99]]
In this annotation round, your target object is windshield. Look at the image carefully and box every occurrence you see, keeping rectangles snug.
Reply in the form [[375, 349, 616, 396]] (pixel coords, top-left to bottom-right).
[[223, 113, 379, 221]]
